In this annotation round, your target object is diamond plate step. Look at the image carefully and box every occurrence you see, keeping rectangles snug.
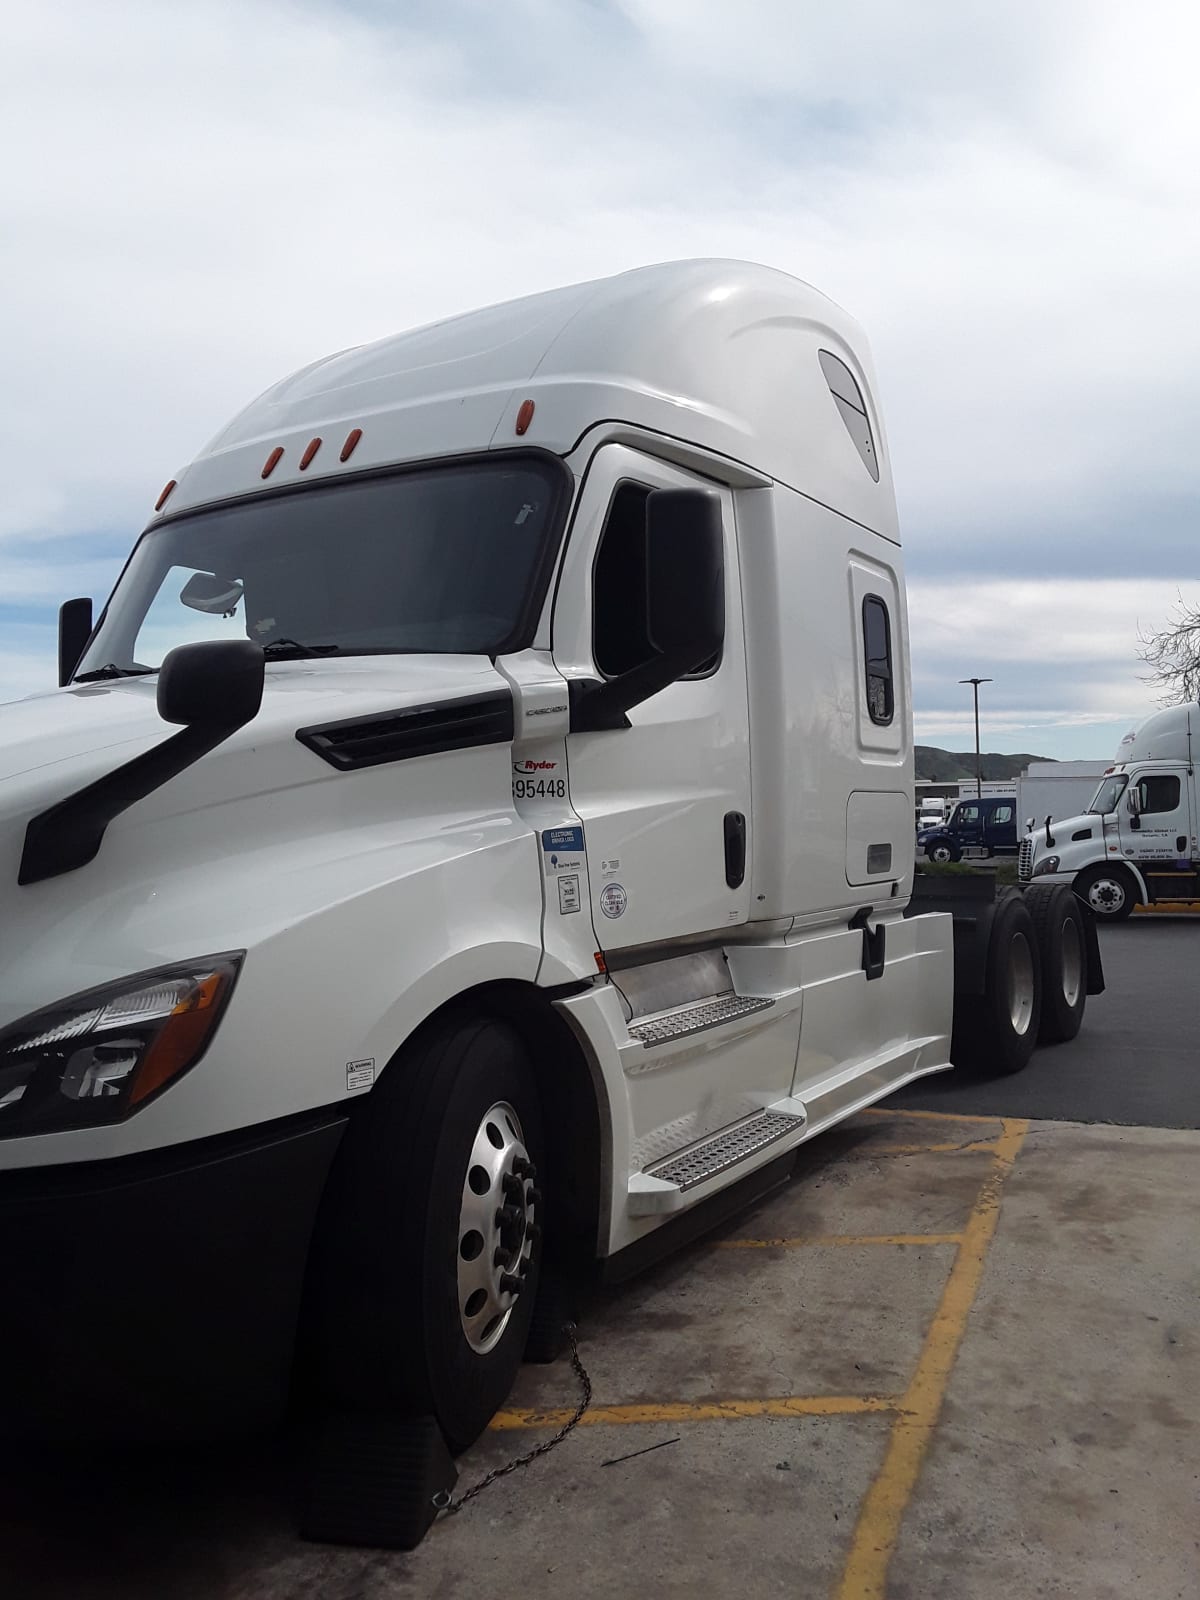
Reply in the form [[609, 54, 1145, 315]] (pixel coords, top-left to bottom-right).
[[627, 993, 775, 1048], [645, 1108, 805, 1192]]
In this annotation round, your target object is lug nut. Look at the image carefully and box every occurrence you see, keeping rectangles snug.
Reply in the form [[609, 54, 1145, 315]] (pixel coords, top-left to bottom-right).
[[499, 1273, 524, 1295], [526, 1187, 543, 1207], [502, 1173, 525, 1200], [528, 1222, 542, 1244], [513, 1158, 535, 1179], [496, 1204, 523, 1229]]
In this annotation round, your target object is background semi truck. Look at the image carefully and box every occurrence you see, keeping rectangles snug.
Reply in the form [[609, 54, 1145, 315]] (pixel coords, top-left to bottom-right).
[[1021, 706, 1200, 918], [0, 260, 1102, 1546]]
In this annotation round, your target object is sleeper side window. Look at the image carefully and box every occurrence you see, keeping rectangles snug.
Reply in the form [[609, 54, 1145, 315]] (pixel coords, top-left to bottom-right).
[[992, 804, 1014, 825], [592, 482, 719, 679], [862, 594, 894, 726]]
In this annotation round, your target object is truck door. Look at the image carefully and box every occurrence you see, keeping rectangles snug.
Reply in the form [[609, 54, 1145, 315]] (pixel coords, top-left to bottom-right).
[[1121, 768, 1193, 890], [551, 445, 752, 951], [987, 800, 1016, 854], [951, 801, 983, 850]]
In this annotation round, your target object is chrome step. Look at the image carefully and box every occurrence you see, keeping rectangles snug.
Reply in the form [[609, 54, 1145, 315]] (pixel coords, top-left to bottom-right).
[[627, 993, 775, 1048], [645, 1108, 804, 1192]]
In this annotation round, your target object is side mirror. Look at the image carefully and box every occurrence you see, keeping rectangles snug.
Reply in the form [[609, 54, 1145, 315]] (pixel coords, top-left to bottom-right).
[[1127, 786, 1141, 815], [645, 488, 724, 667], [1025, 816, 1035, 834], [58, 597, 94, 686], [158, 639, 265, 730], [570, 489, 725, 732], [21, 638, 266, 887]]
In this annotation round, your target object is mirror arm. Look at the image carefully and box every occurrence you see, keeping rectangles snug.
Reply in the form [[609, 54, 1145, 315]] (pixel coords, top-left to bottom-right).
[[569, 646, 704, 733]]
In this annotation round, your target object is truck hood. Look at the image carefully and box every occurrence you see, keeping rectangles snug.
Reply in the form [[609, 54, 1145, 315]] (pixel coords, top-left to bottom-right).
[[0, 655, 507, 792], [0, 655, 512, 895]]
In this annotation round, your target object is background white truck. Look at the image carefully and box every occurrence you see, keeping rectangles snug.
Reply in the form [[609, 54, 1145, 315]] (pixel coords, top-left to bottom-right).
[[0, 260, 1102, 1546], [1021, 707, 1200, 918]]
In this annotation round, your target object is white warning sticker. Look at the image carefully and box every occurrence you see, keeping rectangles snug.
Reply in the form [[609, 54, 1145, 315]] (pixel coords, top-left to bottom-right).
[[346, 1058, 376, 1091], [557, 874, 581, 914]]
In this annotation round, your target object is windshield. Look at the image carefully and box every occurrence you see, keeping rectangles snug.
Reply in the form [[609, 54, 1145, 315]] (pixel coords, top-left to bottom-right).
[[76, 456, 567, 676], [1088, 774, 1128, 815]]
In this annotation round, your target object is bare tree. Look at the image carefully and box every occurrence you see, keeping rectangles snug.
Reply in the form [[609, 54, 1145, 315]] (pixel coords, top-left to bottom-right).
[[1139, 594, 1200, 705]]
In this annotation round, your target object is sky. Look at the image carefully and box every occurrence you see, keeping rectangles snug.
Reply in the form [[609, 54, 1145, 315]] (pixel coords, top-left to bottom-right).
[[2, 0, 1198, 759]]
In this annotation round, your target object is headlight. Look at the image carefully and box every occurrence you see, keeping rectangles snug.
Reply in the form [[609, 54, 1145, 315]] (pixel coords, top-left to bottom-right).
[[1031, 855, 1060, 878], [0, 955, 242, 1138]]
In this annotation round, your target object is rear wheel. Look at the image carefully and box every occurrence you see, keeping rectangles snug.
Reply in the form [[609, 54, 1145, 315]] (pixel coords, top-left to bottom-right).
[[305, 1017, 544, 1454], [1024, 883, 1088, 1042], [953, 890, 1042, 1075], [1074, 864, 1138, 922]]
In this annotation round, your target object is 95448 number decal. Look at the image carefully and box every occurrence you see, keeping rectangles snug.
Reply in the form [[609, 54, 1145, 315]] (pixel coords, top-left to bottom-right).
[[513, 775, 567, 800]]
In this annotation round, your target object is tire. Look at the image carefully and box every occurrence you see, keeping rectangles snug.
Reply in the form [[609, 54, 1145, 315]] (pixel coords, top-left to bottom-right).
[[927, 840, 961, 865], [1074, 864, 1138, 922], [953, 889, 1042, 1075], [305, 1017, 544, 1455], [1023, 883, 1087, 1043]]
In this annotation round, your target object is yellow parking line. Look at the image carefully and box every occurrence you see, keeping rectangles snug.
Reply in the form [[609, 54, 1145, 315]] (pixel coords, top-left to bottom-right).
[[491, 1393, 897, 1431], [858, 1106, 1004, 1126], [867, 1139, 998, 1155], [836, 1116, 1029, 1600], [718, 1232, 964, 1250]]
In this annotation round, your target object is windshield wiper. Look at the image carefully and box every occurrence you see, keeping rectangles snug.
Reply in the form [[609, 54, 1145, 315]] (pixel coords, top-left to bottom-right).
[[73, 663, 156, 682], [261, 639, 342, 661]]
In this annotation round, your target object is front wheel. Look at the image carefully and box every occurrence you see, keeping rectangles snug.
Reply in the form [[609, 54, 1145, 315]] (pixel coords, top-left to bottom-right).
[[927, 840, 961, 865], [1074, 864, 1138, 922], [305, 1017, 544, 1454]]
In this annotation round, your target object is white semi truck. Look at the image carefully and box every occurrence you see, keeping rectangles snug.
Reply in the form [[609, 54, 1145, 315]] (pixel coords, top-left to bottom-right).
[[1021, 706, 1200, 918], [0, 261, 1102, 1544]]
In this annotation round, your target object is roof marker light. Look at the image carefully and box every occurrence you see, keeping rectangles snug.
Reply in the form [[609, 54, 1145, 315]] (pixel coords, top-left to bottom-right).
[[515, 399, 535, 436], [154, 479, 177, 512], [340, 427, 363, 463], [299, 437, 322, 471], [262, 446, 284, 480]]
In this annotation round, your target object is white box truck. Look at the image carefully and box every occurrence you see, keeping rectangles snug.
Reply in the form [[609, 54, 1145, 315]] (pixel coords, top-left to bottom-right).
[[1021, 708, 1199, 918], [1016, 761, 1108, 834], [0, 261, 1103, 1544]]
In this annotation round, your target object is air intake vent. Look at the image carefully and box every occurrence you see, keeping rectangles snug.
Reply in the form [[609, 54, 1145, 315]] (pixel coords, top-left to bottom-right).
[[297, 691, 513, 771]]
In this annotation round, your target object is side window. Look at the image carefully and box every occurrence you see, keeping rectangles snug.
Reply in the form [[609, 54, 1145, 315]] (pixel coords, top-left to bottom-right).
[[1137, 774, 1181, 814], [992, 804, 1014, 825], [819, 350, 880, 481], [956, 804, 980, 824], [861, 595, 894, 725], [592, 482, 719, 679]]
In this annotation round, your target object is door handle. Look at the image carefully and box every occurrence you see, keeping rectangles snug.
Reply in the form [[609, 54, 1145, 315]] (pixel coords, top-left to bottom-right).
[[724, 811, 746, 889]]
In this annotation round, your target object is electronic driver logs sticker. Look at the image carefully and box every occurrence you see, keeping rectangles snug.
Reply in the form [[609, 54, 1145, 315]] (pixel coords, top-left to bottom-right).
[[541, 824, 586, 878], [599, 882, 627, 919], [346, 1058, 376, 1091]]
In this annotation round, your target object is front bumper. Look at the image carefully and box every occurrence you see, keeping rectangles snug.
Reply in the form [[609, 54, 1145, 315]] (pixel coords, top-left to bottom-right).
[[0, 1109, 346, 1443]]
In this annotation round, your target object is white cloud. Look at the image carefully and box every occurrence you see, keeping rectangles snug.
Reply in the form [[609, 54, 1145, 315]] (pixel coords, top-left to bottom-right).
[[1, 0, 1198, 750]]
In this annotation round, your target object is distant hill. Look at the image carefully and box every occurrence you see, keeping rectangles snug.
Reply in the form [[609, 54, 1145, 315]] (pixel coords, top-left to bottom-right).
[[915, 746, 1053, 782]]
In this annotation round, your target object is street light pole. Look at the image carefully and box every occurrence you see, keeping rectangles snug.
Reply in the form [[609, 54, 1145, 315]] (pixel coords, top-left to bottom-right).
[[959, 677, 993, 800]]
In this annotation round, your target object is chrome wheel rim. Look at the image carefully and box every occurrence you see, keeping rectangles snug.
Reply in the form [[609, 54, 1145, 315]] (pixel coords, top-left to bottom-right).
[[930, 845, 953, 864], [1008, 931, 1036, 1035], [457, 1101, 538, 1354], [1060, 917, 1083, 1007], [1086, 876, 1126, 915]]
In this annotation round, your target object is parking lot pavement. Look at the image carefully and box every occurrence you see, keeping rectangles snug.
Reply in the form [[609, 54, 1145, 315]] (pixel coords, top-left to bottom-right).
[[887, 918, 1200, 1128], [7, 1106, 1196, 1600]]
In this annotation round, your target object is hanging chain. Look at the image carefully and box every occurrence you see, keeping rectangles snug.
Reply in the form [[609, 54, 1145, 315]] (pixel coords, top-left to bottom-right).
[[433, 1324, 592, 1518]]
